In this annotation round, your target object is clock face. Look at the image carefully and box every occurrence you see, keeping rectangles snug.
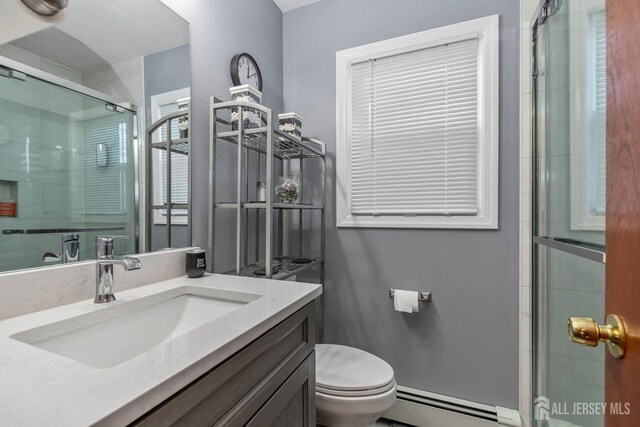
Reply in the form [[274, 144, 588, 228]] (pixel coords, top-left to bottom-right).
[[231, 53, 263, 91]]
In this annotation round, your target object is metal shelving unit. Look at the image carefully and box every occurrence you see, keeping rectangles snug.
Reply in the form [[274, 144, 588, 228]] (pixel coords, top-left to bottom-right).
[[145, 109, 192, 250], [208, 98, 326, 285]]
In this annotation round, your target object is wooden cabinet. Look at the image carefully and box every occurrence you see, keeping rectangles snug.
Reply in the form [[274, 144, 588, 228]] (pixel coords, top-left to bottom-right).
[[130, 303, 316, 427], [247, 353, 315, 427]]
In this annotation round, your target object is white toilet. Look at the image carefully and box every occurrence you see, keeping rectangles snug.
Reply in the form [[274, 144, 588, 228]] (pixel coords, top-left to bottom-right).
[[315, 344, 397, 427]]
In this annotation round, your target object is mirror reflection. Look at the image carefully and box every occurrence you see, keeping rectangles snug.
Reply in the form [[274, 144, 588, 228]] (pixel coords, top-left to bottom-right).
[[0, 0, 190, 272], [537, 0, 606, 247]]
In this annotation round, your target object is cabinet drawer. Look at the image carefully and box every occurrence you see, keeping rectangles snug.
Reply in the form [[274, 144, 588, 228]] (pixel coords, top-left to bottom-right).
[[131, 303, 315, 427]]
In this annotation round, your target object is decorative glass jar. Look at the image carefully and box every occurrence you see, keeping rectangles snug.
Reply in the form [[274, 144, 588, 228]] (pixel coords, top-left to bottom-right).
[[275, 176, 300, 204], [179, 116, 189, 139], [178, 103, 189, 138], [278, 112, 303, 138], [230, 84, 262, 130]]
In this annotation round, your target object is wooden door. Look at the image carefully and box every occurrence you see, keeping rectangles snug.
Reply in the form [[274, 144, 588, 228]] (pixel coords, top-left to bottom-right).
[[606, 0, 640, 424]]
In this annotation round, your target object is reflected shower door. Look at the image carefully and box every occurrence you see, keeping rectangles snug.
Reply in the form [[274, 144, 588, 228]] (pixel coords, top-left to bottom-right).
[[0, 71, 136, 272]]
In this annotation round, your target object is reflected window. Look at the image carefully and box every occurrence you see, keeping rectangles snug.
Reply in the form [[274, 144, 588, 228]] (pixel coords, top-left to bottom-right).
[[82, 109, 129, 215], [570, 1, 606, 231], [150, 88, 189, 225], [589, 10, 606, 216]]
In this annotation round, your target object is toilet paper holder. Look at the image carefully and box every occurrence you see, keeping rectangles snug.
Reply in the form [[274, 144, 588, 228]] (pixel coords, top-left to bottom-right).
[[389, 289, 432, 302]]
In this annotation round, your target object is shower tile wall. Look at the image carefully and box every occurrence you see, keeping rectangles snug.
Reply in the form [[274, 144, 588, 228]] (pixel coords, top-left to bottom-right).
[[520, 0, 537, 423], [0, 90, 82, 271]]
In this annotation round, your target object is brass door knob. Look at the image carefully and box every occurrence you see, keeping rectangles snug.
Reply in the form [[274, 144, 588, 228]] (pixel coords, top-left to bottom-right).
[[568, 314, 626, 358]]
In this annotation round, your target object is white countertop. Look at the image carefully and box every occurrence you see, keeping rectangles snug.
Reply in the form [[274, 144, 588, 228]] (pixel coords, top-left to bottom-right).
[[0, 273, 321, 426]]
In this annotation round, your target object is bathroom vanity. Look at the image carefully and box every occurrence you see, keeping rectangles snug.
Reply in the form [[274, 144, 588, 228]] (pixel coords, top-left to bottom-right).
[[133, 301, 316, 426], [0, 259, 321, 426]]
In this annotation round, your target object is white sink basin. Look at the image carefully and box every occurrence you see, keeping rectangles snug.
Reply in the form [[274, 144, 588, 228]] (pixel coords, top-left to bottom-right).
[[11, 286, 261, 368]]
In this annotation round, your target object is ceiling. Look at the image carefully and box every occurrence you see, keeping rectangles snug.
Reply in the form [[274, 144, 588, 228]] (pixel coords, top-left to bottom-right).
[[273, 0, 323, 13], [11, 28, 109, 74], [9, 0, 189, 73]]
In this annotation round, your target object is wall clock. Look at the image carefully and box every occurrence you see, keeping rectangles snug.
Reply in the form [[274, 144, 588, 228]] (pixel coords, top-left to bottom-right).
[[230, 52, 263, 91]]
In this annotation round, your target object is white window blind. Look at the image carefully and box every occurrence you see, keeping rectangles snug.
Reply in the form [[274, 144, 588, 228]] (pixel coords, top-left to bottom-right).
[[337, 16, 498, 229], [83, 113, 128, 214], [158, 102, 188, 208], [349, 39, 479, 216], [590, 10, 606, 215]]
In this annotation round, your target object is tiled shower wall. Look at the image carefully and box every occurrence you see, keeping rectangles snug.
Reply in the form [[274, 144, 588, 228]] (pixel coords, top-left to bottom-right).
[[0, 90, 85, 271]]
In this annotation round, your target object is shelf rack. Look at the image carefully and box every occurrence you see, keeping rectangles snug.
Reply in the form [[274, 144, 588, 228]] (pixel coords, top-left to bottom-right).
[[145, 108, 192, 250], [208, 99, 326, 285]]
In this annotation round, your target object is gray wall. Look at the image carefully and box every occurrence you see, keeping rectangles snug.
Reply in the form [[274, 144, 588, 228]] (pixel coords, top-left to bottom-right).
[[144, 44, 191, 127], [283, 0, 520, 408], [144, 44, 191, 250], [160, 0, 284, 270]]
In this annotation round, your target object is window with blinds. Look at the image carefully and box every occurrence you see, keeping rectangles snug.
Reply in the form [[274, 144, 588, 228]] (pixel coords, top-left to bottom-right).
[[590, 10, 606, 215], [336, 16, 499, 228], [83, 113, 128, 215], [159, 102, 189, 206], [569, 4, 605, 231], [154, 99, 189, 224], [350, 39, 479, 216]]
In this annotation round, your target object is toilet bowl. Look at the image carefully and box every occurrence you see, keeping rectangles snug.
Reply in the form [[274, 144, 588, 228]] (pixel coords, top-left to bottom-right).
[[315, 344, 397, 427]]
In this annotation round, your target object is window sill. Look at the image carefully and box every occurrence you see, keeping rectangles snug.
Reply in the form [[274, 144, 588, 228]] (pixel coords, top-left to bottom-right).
[[337, 214, 498, 229]]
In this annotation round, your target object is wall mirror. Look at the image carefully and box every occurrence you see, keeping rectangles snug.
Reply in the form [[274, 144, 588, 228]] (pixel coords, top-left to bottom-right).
[[0, 0, 191, 273]]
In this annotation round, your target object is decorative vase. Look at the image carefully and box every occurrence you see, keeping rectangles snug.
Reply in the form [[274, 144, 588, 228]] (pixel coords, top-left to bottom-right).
[[179, 117, 189, 139], [275, 176, 300, 204], [278, 112, 303, 139], [230, 84, 263, 130]]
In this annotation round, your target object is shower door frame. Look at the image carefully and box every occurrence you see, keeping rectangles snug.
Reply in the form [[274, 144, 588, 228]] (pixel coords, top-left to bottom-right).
[[530, 6, 544, 419], [0, 54, 143, 252]]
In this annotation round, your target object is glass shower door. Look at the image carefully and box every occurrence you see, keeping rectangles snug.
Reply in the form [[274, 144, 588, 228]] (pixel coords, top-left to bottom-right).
[[533, 0, 607, 426], [0, 71, 137, 272]]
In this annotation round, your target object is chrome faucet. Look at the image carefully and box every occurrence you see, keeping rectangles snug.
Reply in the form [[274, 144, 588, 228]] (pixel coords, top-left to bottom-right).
[[42, 233, 80, 264], [95, 236, 141, 304]]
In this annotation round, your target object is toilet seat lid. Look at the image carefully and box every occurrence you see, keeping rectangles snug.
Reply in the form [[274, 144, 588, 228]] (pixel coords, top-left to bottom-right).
[[315, 344, 395, 393]]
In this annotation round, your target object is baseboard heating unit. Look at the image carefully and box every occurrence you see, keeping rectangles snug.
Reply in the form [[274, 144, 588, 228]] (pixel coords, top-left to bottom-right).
[[383, 386, 522, 427]]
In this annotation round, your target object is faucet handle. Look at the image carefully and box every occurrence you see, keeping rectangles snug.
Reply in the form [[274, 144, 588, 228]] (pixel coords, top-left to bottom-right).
[[96, 235, 129, 257], [96, 235, 129, 243]]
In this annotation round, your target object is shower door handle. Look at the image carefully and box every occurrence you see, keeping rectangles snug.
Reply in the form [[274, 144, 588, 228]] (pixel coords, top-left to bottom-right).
[[568, 314, 627, 359]]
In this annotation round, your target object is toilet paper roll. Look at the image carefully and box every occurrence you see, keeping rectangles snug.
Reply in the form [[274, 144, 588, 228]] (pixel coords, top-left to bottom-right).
[[393, 290, 419, 313], [0, 0, 66, 46]]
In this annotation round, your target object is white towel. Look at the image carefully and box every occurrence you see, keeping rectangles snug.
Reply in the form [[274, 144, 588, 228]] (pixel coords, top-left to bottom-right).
[[393, 290, 419, 313]]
